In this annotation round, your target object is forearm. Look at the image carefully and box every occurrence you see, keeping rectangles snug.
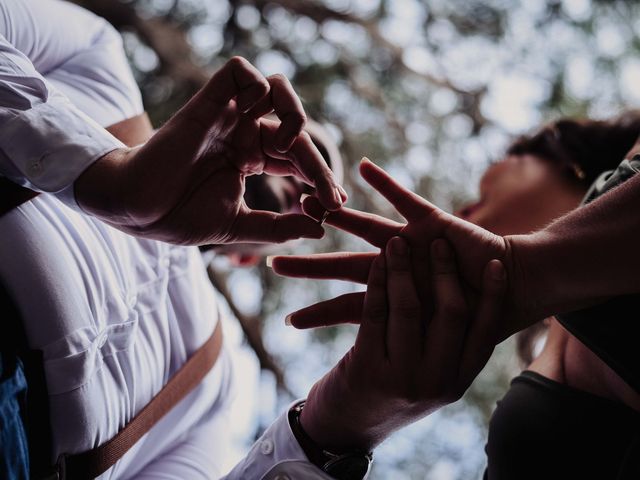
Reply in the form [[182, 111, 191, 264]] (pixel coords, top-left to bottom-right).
[[507, 172, 640, 322]]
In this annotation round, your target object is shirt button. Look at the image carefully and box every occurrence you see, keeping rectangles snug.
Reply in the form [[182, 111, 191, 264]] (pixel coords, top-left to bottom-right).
[[97, 332, 108, 348], [260, 439, 274, 455], [126, 293, 137, 308]]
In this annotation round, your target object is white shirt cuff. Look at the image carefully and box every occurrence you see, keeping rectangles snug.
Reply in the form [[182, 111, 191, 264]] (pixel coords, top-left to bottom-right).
[[223, 400, 334, 480], [0, 93, 124, 210]]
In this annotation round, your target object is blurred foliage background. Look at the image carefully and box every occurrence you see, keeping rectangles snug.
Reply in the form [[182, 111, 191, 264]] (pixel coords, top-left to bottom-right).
[[72, 0, 640, 478]]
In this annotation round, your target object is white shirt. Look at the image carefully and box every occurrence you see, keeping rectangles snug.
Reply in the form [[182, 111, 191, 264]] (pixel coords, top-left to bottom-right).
[[0, 1, 332, 478]]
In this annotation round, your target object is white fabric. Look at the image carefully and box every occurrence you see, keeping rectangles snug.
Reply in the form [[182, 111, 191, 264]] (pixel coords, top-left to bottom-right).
[[0, 0, 126, 209], [0, 1, 328, 478]]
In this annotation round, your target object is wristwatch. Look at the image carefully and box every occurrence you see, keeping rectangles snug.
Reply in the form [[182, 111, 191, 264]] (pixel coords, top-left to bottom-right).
[[288, 401, 372, 480]]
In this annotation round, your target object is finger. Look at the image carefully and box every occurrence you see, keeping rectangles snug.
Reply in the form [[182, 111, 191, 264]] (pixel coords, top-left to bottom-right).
[[257, 120, 313, 182], [271, 252, 376, 283], [288, 131, 344, 210], [285, 292, 364, 329], [261, 157, 311, 183], [260, 125, 344, 211], [247, 74, 306, 153], [425, 239, 469, 383], [230, 209, 324, 244], [186, 57, 269, 125], [355, 253, 388, 359], [411, 243, 433, 321], [385, 237, 423, 367], [302, 196, 403, 248], [359, 157, 437, 222], [458, 260, 506, 388]]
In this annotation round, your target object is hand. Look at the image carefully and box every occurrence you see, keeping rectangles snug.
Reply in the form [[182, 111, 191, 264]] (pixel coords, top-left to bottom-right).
[[300, 237, 506, 452], [273, 158, 529, 339], [76, 57, 347, 245]]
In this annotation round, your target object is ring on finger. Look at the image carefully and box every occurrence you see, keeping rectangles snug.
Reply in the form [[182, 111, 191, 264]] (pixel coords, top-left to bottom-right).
[[319, 210, 330, 225]]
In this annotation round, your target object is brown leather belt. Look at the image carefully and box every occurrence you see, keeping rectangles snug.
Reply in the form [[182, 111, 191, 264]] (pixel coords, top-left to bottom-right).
[[1, 112, 222, 478], [56, 321, 223, 479]]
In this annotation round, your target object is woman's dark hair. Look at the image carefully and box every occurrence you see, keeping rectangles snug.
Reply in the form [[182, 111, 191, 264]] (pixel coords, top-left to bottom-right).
[[507, 111, 640, 187], [507, 111, 640, 365]]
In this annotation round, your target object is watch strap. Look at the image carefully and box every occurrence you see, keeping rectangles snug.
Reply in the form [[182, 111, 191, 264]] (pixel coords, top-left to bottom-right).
[[288, 401, 372, 480]]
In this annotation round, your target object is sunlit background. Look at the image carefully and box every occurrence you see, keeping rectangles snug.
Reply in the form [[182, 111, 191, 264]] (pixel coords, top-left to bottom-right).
[[74, 0, 640, 477]]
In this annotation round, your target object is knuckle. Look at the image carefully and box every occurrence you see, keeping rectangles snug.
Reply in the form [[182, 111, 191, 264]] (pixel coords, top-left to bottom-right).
[[269, 72, 289, 84], [393, 303, 421, 320], [439, 300, 467, 320], [269, 215, 287, 244], [291, 112, 307, 129], [228, 55, 247, 68], [388, 257, 410, 272], [297, 129, 313, 146], [254, 78, 270, 95]]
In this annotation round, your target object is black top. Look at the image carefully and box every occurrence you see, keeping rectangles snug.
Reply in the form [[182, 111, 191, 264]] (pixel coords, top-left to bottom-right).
[[482, 158, 640, 479], [556, 157, 640, 393], [484, 371, 640, 480]]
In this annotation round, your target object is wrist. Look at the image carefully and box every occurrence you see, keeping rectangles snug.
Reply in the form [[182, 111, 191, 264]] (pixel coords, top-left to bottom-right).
[[302, 379, 381, 454], [502, 234, 536, 336], [75, 147, 131, 219], [505, 231, 565, 333], [290, 401, 372, 480]]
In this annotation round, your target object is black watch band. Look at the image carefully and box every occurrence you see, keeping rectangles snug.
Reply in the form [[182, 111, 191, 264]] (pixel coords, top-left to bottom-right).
[[288, 401, 372, 480]]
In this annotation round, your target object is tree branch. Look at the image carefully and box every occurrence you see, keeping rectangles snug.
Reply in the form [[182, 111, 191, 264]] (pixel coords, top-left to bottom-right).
[[71, 0, 209, 91], [207, 264, 293, 397]]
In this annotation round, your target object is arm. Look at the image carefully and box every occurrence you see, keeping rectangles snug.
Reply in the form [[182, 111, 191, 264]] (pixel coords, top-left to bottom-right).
[[228, 238, 505, 480], [0, 31, 124, 207], [508, 170, 640, 322], [0, 3, 346, 245]]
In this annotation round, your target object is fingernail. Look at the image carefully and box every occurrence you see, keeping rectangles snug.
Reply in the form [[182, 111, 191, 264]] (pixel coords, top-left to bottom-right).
[[337, 185, 348, 201], [318, 210, 330, 225], [285, 314, 292, 326], [360, 157, 370, 165], [333, 187, 343, 207], [299, 193, 310, 204], [239, 83, 268, 113], [490, 260, 505, 281], [266, 256, 274, 268], [240, 98, 258, 114], [433, 239, 451, 261], [391, 236, 407, 255], [276, 132, 296, 153]]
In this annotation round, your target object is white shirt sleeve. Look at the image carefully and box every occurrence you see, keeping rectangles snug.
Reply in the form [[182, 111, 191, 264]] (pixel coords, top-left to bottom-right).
[[0, 0, 128, 209], [0, 3, 342, 478], [0, 0, 143, 126], [222, 402, 335, 480]]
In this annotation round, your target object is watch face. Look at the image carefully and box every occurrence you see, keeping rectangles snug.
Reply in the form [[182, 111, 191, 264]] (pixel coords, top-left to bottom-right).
[[325, 454, 372, 480]]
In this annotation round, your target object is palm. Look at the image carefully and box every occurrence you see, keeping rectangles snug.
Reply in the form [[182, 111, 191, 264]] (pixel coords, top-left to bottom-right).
[[272, 158, 516, 338]]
